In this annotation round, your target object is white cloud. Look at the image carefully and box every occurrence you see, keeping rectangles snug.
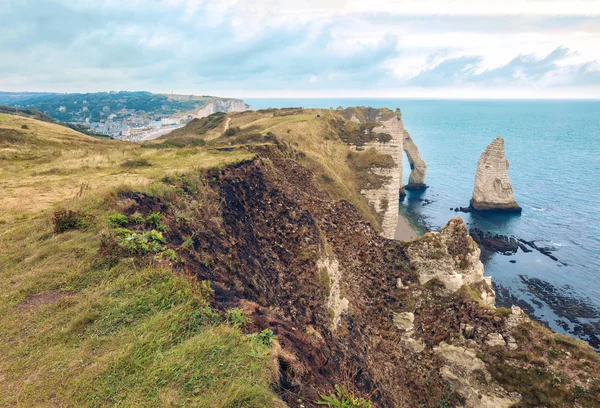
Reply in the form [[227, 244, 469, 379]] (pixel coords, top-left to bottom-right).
[[0, 0, 599, 97]]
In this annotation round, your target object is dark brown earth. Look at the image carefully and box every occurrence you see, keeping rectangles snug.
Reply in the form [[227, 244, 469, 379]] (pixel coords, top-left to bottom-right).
[[104, 146, 600, 407]]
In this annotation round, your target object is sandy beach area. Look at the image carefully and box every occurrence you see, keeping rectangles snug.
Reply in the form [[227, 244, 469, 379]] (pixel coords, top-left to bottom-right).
[[394, 215, 418, 241]]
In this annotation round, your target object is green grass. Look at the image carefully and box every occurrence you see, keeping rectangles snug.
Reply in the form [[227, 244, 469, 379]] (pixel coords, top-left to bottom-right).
[[0, 117, 277, 406], [0, 190, 278, 407]]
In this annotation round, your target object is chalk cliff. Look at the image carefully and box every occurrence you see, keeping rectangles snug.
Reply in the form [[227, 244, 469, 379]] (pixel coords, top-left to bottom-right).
[[196, 99, 249, 118], [471, 137, 521, 212], [406, 217, 496, 305], [341, 108, 427, 239], [403, 129, 427, 190]]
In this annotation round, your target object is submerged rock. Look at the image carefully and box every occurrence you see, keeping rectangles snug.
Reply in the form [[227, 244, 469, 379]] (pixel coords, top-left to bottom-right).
[[470, 137, 521, 213]]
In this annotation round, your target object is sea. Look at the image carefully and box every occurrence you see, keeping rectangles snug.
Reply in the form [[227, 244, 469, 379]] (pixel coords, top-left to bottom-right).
[[246, 98, 600, 349]]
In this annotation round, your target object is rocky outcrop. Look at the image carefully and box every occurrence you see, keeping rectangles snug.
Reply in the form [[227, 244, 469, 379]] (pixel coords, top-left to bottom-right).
[[346, 109, 405, 239], [405, 217, 496, 305], [196, 99, 249, 118], [403, 130, 427, 190], [470, 137, 521, 212]]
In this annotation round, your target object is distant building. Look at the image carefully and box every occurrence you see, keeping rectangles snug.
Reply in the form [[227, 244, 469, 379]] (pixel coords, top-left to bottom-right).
[[161, 118, 178, 126]]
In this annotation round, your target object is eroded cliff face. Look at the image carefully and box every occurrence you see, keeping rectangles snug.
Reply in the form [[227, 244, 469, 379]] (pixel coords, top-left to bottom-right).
[[403, 130, 427, 190], [196, 99, 249, 118], [339, 108, 427, 238], [471, 137, 521, 212], [405, 217, 495, 306], [112, 148, 600, 407]]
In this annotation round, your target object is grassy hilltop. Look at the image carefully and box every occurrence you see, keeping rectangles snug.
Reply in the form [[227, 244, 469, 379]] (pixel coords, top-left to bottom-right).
[[1, 108, 600, 407]]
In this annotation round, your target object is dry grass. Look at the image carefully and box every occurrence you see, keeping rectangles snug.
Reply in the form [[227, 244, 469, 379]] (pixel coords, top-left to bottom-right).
[[0, 114, 252, 223]]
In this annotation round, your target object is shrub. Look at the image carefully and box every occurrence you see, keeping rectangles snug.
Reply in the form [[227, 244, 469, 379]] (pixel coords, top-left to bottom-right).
[[108, 213, 129, 227], [226, 308, 249, 327], [116, 229, 166, 254], [131, 214, 144, 224], [21, 124, 29, 130], [53, 209, 88, 233], [317, 385, 372, 408], [121, 158, 152, 167], [146, 212, 166, 232], [248, 329, 275, 347]]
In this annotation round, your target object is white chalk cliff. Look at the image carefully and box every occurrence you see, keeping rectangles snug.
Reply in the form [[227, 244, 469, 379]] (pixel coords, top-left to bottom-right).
[[403, 130, 427, 190], [196, 99, 249, 119], [470, 137, 521, 212], [406, 217, 496, 305], [350, 111, 405, 239]]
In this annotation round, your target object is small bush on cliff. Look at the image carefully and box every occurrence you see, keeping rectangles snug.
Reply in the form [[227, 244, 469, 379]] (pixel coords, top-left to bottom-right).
[[227, 308, 249, 327], [317, 385, 372, 408], [146, 212, 166, 232], [108, 213, 129, 227], [53, 209, 89, 233]]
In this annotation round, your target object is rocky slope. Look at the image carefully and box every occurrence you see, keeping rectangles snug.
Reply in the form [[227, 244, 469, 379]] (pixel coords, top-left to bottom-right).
[[136, 147, 600, 407], [471, 137, 521, 212]]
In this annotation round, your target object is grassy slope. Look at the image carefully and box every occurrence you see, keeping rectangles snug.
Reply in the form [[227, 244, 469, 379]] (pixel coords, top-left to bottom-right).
[[157, 108, 393, 229], [0, 114, 279, 406]]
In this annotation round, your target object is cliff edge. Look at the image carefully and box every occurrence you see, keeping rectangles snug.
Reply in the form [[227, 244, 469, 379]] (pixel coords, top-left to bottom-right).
[[471, 137, 521, 212]]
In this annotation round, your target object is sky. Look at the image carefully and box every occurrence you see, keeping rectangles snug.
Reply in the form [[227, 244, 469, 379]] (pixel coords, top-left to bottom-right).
[[1, 0, 600, 99]]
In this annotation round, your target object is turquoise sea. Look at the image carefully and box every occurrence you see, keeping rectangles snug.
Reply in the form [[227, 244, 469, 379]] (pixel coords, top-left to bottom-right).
[[246, 98, 600, 349]]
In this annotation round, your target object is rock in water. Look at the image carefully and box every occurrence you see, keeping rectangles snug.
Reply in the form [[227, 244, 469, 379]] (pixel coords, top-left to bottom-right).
[[470, 137, 521, 212], [403, 130, 427, 190]]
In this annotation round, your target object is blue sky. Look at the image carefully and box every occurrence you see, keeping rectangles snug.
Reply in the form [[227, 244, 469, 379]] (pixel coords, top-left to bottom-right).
[[2, 0, 600, 98]]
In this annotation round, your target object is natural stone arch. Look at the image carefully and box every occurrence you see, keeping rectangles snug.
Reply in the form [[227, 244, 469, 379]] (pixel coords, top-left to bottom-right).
[[403, 130, 427, 191]]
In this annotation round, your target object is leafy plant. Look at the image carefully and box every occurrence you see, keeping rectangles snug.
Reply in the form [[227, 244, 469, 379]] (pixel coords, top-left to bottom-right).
[[108, 213, 129, 227], [226, 308, 249, 327], [131, 214, 144, 224], [317, 385, 372, 408], [248, 329, 275, 347], [146, 212, 166, 232], [116, 229, 167, 254]]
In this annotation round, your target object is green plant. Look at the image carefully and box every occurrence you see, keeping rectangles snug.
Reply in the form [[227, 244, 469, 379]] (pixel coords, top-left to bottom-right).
[[226, 308, 249, 327], [317, 385, 372, 408], [53, 209, 88, 233], [182, 238, 194, 249], [146, 212, 166, 232], [121, 158, 152, 167], [131, 214, 144, 224], [248, 329, 275, 347], [108, 213, 129, 227], [117, 229, 166, 254], [161, 248, 178, 262]]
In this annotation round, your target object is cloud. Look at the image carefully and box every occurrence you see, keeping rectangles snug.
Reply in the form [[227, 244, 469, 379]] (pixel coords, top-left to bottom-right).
[[0, 0, 599, 97], [406, 47, 600, 87]]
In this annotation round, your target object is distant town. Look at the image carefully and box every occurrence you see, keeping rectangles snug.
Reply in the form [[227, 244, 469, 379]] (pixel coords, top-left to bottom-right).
[[0, 91, 251, 141]]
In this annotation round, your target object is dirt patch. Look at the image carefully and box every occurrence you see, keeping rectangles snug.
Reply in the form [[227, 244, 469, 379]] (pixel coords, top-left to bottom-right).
[[17, 290, 75, 311]]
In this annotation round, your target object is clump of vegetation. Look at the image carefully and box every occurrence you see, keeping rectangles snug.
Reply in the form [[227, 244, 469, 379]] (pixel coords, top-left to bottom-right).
[[227, 308, 250, 327], [223, 126, 240, 137], [21, 124, 29, 130], [108, 213, 129, 227], [335, 119, 393, 147], [317, 385, 372, 408], [131, 214, 144, 224], [346, 149, 395, 191], [115, 229, 166, 254], [248, 329, 276, 347], [121, 158, 152, 167], [53, 209, 89, 233], [146, 212, 166, 232]]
